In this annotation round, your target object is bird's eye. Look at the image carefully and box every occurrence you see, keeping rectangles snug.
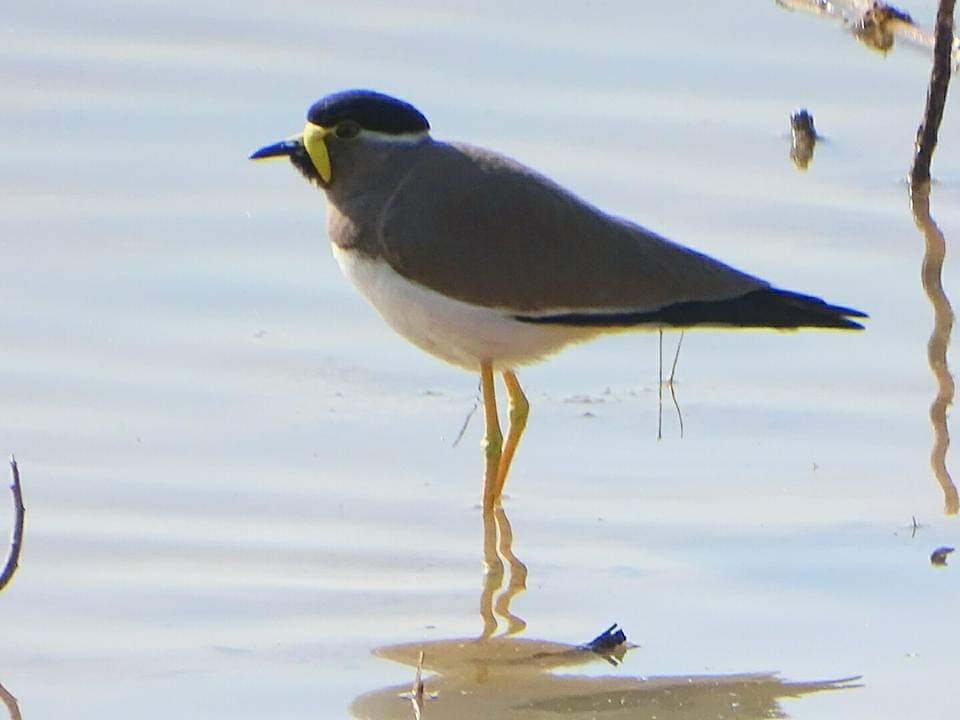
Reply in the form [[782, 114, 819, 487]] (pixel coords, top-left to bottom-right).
[[335, 121, 361, 139]]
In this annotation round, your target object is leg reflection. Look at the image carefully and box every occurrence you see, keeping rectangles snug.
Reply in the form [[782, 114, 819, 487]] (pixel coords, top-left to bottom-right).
[[480, 506, 528, 639], [479, 508, 504, 640], [493, 506, 528, 636]]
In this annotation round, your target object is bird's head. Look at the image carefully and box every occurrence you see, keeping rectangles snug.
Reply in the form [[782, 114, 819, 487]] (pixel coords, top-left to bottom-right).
[[249, 89, 431, 190]]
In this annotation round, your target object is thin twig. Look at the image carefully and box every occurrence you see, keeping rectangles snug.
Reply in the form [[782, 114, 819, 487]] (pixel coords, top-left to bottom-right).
[[0, 457, 25, 592], [910, 0, 955, 186], [656, 332, 685, 439], [669, 380, 685, 439], [657, 330, 664, 441], [668, 330, 684, 385], [452, 384, 481, 448], [410, 651, 425, 720]]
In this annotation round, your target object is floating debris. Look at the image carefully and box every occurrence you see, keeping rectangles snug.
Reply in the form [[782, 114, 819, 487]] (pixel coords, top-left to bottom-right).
[[564, 393, 606, 405], [775, 0, 956, 62], [578, 623, 630, 665], [930, 546, 954, 566], [790, 109, 818, 170], [581, 623, 628, 653], [852, 2, 915, 53]]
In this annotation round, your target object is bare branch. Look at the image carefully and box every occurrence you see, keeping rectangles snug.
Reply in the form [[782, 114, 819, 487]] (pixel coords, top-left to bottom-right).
[[0, 681, 22, 720], [910, 0, 956, 186], [0, 457, 26, 592]]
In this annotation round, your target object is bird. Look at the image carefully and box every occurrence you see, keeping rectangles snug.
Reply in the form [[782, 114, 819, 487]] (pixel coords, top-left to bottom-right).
[[250, 89, 866, 511]]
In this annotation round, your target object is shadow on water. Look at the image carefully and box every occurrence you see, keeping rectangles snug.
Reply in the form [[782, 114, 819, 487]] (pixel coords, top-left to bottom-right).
[[350, 507, 860, 719], [911, 185, 960, 515]]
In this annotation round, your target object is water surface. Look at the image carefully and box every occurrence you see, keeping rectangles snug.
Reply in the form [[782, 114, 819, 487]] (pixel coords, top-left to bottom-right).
[[2, 1, 959, 718]]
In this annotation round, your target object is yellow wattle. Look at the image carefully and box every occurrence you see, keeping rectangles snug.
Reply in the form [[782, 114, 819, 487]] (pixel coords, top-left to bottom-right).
[[302, 122, 332, 182]]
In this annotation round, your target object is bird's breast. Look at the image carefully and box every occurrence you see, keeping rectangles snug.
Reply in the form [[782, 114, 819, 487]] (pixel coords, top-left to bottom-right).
[[330, 244, 600, 370], [325, 196, 383, 257]]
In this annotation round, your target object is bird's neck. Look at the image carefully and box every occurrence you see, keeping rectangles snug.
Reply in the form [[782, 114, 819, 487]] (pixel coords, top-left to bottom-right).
[[325, 136, 429, 205]]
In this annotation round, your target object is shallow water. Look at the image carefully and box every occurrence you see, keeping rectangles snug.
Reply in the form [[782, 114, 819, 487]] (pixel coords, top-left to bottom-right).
[[1, 1, 959, 718]]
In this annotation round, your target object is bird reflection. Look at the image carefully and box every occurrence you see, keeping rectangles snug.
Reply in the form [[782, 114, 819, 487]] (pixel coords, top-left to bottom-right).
[[910, 184, 960, 515], [0, 682, 22, 720], [352, 628, 859, 720], [351, 507, 859, 719]]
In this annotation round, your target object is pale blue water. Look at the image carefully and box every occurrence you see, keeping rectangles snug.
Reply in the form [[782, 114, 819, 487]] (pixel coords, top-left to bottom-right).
[[1, 1, 959, 718]]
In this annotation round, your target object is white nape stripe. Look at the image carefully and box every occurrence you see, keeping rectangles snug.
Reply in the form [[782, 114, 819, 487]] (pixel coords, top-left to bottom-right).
[[357, 129, 431, 145]]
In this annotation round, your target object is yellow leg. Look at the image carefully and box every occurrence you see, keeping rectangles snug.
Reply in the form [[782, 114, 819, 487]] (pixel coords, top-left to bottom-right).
[[494, 370, 529, 500], [480, 360, 503, 511]]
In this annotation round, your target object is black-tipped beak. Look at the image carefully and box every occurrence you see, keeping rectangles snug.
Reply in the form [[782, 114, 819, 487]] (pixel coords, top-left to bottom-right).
[[249, 138, 301, 161]]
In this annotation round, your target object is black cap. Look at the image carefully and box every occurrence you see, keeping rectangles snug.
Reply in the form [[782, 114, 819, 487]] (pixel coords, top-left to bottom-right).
[[307, 89, 430, 134]]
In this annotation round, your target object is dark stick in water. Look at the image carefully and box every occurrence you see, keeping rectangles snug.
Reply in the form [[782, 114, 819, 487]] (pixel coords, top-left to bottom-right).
[[910, 0, 955, 186], [0, 682, 23, 720], [0, 457, 25, 592]]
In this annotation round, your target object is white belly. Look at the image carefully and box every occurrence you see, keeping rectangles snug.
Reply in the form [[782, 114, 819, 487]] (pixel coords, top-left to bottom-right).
[[332, 246, 599, 370]]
